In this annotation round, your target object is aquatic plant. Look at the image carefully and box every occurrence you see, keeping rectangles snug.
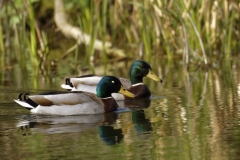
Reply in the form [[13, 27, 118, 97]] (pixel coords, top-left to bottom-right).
[[0, 0, 239, 72]]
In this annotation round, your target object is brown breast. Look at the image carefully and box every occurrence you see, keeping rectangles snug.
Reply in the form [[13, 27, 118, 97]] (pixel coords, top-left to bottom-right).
[[127, 84, 151, 99], [101, 98, 119, 113]]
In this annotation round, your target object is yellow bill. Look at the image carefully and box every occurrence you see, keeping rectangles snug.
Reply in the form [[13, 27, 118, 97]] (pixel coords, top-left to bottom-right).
[[146, 70, 163, 83], [118, 86, 135, 98]]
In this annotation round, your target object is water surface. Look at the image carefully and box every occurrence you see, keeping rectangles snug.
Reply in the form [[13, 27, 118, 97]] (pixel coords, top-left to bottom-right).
[[0, 60, 240, 160]]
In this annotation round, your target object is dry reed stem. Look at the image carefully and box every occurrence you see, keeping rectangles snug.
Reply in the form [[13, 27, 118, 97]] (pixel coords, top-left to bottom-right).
[[184, 13, 208, 65]]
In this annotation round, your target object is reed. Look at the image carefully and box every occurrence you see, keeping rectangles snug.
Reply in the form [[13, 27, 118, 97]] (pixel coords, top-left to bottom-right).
[[0, 24, 5, 67], [24, 0, 39, 68], [0, 0, 239, 71], [13, 21, 26, 70], [76, 1, 97, 66], [100, 0, 108, 64], [0, 0, 39, 70], [74, 39, 79, 74]]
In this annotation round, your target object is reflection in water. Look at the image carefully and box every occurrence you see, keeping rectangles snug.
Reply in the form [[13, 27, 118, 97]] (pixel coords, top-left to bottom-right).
[[98, 112, 124, 145], [16, 112, 126, 145], [17, 114, 107, 134], [132, 110, 152, 134], [1, 59, 240, 159], [99, 109, 152, 145], [16, 109, 152, 146], [98, 126, 124, 145]]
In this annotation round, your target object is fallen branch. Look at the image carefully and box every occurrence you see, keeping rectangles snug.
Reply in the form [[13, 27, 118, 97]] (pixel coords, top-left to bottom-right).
[[54, 0, 126, 59]]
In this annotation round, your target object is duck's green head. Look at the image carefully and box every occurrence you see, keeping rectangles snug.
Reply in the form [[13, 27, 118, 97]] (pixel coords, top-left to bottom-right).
[[97, 76, 135, 98], [130, 60, 163, 84]]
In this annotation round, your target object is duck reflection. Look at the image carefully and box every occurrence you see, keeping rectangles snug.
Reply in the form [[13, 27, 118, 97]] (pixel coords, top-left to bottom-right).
[[17, 114, 106, 134], [132, 109, 152, 134], [98, 112, 124, 145], [98, 98, 152, 145], [122, 98, 152, 134], [98, 125, 123, 145]]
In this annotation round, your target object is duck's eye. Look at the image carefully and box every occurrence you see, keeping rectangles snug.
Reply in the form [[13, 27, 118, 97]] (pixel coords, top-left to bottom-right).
[[111, 80, 115, 83]]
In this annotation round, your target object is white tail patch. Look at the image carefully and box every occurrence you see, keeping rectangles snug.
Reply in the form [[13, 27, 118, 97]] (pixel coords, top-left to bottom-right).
[[71, 76, 102, 86], [14, 99, 34, 109], [61, 84, 73, 90], [61, 76, 102, 91]]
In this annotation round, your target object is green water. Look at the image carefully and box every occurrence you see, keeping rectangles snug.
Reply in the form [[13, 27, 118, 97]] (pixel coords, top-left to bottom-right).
[[0, 59, 240, 160]]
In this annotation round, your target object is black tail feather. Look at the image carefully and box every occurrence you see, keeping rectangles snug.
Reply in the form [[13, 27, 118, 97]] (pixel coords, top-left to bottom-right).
[[65, 78, 74, 87], [24, 93, 30, 101], [18, 93, 23, 100], [23, 93, 38, 108], [25, 99, 38, 108]]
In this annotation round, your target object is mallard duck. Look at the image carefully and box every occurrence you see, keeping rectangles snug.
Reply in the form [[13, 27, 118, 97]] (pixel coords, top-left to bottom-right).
[[61, 60, 163, 100], [14, 76, 135, 115]]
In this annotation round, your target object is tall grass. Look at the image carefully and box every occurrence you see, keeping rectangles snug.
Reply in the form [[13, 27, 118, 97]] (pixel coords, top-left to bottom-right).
[[0, 0, 239, 71], [76, 1, 97, 66], [0, 24, 5, 67], [72, 0, 239, 65], [0, 0, 52, 73], [24, 0, 39, 68]]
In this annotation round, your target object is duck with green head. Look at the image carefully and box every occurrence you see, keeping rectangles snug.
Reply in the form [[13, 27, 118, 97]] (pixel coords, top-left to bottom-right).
[[14, 76, 134, 115], [61, 60, 163, 100]]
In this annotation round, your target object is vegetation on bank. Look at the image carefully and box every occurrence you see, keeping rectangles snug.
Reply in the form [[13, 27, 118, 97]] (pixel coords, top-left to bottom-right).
[[0, 0, 239, 71]]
